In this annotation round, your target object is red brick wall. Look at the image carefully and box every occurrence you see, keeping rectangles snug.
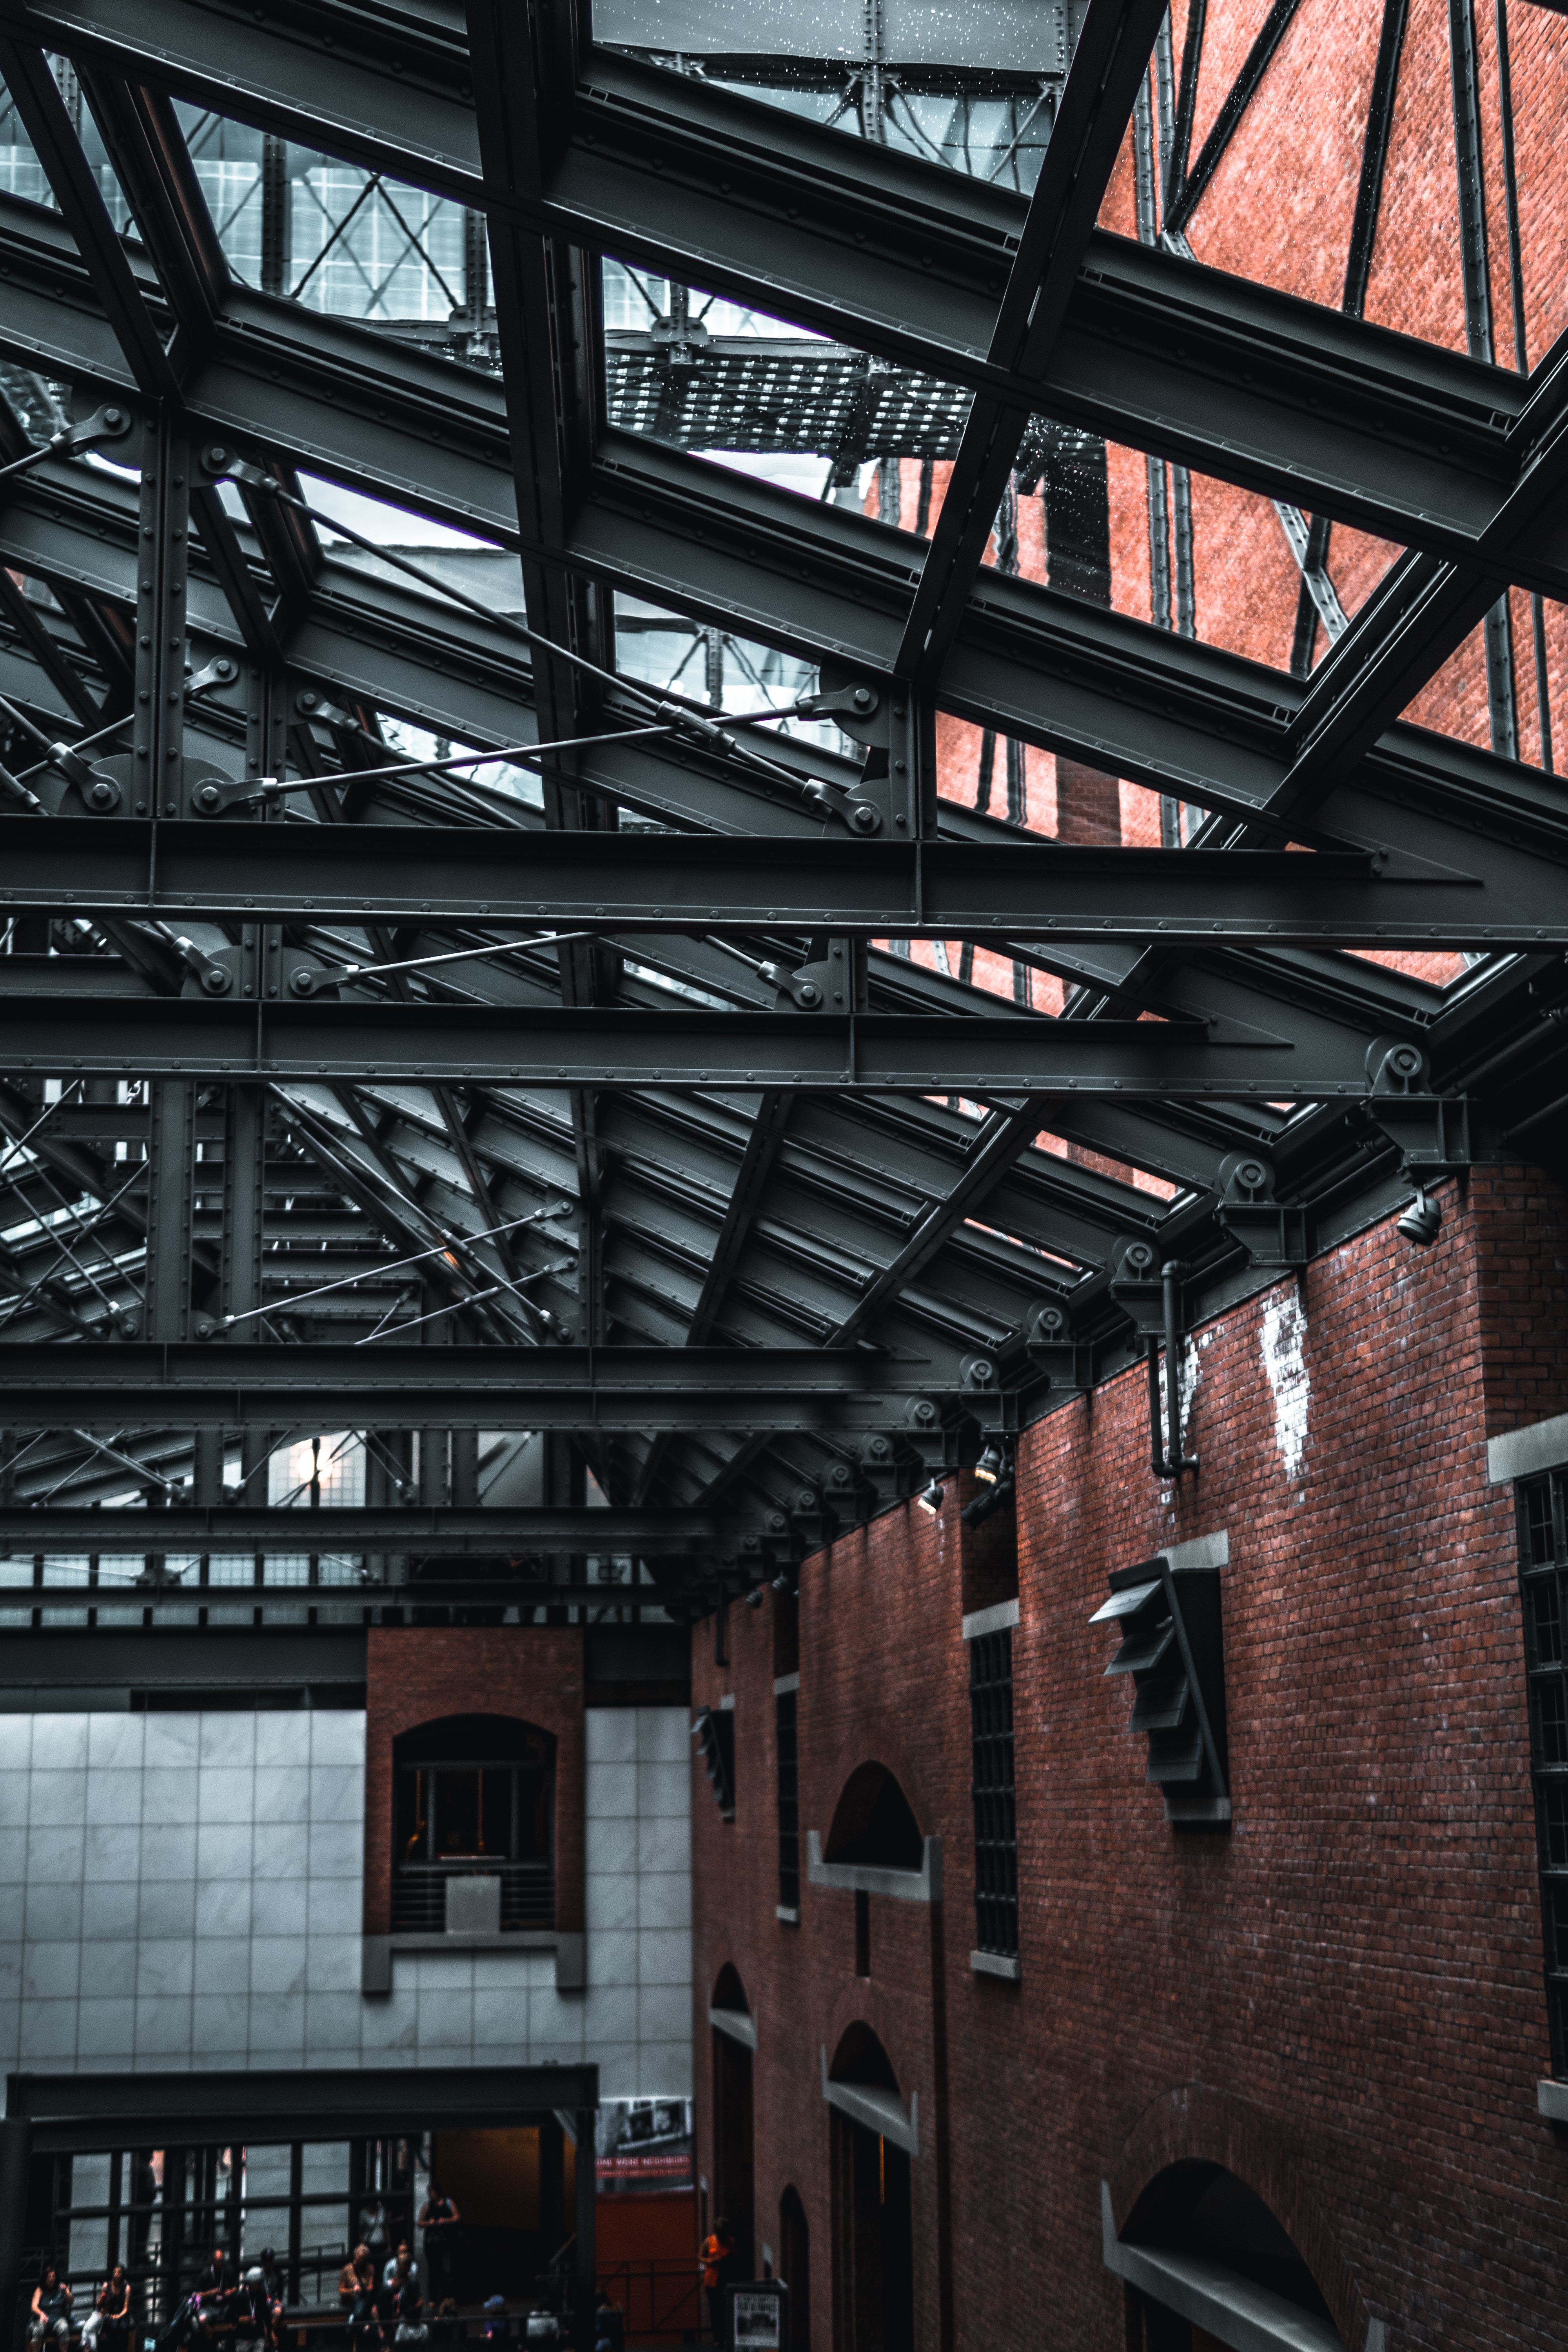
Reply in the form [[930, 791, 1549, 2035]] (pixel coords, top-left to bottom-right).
[[364, 1626, 586, 1935], [690, 1174, 1568, 2352]]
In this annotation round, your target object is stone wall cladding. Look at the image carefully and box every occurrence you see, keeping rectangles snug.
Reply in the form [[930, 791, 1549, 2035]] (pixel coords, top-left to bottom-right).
[[690, 1173, 1568, 2352]]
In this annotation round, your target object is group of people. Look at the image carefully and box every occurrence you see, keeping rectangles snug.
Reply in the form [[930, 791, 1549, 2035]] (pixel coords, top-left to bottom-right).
[[28, 2247, 284, 2352], [337, 2241, 438, 2349]]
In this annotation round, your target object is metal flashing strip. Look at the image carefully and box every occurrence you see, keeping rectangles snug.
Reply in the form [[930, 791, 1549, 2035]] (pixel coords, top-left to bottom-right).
[[1487, 1413, 1568, 1485], [709, 2006, 758, 2051], [805, 1831, 943, 1903], [9, 2063, 600, 2153], [773, 1672, 801, 1695], [961, 1597, 1020, 1641], [820, 2048, 918, 2156], [1100, 2184, 1346, 2352]]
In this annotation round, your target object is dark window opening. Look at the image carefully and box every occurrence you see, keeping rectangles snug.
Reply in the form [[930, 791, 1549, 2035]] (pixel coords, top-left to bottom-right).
[[969, 1628, 1018, 1958], [1517, 1470, 1568, 2074], [773, 1583, 799, 1680], [778, 2186, 811, 2352], [777, 1687, 799, 1912], [824, 1763, 923, 1873], [391, 1713, 554, 1931], [1122, 2163, 1335, 2329]]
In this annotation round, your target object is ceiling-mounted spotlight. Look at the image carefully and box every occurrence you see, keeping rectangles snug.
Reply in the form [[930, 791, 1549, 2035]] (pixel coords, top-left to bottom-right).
[[770, 1570, 795, 1594], [1396, 1186, 1441, 1247], [974, 1439, 1006, 1486], [745, 1585, 765, 1609], [916, 1477, 946, 1515]]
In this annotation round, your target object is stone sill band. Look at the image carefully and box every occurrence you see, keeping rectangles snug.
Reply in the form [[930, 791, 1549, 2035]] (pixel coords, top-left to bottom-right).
[[361, 1929, 584, 1995]]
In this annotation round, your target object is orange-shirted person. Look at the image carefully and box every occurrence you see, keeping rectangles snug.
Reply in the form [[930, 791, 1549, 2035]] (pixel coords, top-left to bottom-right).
[[699, 2217, 736, 2343]]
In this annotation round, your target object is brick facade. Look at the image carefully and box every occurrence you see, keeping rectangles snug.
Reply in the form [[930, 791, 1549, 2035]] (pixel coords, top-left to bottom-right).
[[363, 1627, 586, 1938], [691, 1173, 1568, 2350]]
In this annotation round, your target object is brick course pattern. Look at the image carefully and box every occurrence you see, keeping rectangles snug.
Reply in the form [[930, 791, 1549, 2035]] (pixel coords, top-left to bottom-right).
[[363, 1627, 586, 1938], [690, 1173, 1568, 2352]]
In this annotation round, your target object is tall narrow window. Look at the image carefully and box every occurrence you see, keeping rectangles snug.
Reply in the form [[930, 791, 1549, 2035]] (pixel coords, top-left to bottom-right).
[[969, 1628, 1018, 1960], [1518, 1470, 1568, 2076], [776, 1684, 800, 1916]]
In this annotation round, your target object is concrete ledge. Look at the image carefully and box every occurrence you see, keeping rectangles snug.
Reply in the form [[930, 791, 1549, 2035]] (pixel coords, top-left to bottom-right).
[[961, 1598, 1019, 1641], [969, 1950, 1021, 1981], [1489, 1412, 1568, 1484], [821, 2047, 918, 2155], [773, 1672, 800, 1695], [1101, 2183, 1344, 2352], [776, 1905, 800, 1925], [1164, 1794, 1233, 1825], [1538, 2077, 1568, 2122], [806, 1831, 942, 1902], [710, 2005, 757, 2050], [361, 1929, 569, 1998], [1162, 1530, 1230, 1572]]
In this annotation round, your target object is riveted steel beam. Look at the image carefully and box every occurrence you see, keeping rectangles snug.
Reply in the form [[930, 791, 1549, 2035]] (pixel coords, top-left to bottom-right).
[[0, 1341, 971, 1430], [0, 991, 1386, 1096]]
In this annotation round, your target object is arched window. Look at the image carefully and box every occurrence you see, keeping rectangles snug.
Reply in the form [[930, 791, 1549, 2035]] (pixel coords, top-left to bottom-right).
[[823, 1763, 923, 1872], [392, 1713, 555, 1931]]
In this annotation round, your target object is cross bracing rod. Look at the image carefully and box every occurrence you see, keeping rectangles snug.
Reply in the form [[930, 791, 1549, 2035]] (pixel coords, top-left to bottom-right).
[[0, 995, 1395, 1096], [0, 1503, 735, 1552], [0, 820, 1521, 944], [0, 1342, 974, 1430]]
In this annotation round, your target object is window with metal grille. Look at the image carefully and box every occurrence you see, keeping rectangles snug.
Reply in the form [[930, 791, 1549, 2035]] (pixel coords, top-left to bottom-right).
[[969, 1628, 1018, 1958], [391, 1712, 554, 1931], [1517, 1470, 1568, 2076], [777, 1685, 799, 1914]]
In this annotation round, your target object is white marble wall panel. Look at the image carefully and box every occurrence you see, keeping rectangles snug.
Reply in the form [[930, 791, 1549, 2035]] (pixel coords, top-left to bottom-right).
[[0, 1706, 690, 2102]]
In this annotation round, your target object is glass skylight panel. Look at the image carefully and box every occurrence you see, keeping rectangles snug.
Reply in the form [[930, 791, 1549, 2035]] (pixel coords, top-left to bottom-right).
[[597, 0, 1074, 188], [601, 261, 971, 516], [1402, 590, 1562, 775], [1099, 0, 1568, 366], [174, 104, 483, 341]]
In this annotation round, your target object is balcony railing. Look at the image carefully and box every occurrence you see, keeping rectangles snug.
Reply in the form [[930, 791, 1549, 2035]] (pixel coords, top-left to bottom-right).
[[391, 1861, 554, 1932]]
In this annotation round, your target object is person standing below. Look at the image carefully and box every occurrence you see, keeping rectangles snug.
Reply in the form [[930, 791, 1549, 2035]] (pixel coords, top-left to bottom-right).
[[699, 2218, 735, 2346], [28, 2264, 72, 2346], [417, 2184, 460, 2309]]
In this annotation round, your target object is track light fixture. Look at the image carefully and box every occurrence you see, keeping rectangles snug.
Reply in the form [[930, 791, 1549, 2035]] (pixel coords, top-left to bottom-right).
[[974, 1440, 1006, 1486], [745, 1585, 765, 1608], [916, 1477, 946, 1515], [1396, 1187, 1441, 1247], [770, 1570, 794, 1593]]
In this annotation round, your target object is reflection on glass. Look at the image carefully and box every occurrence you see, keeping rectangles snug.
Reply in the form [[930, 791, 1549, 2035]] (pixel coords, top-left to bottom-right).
[[1403, 589, 1563, 775], [0, 73, 53, 207], [597, 0, 1076, 188]]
